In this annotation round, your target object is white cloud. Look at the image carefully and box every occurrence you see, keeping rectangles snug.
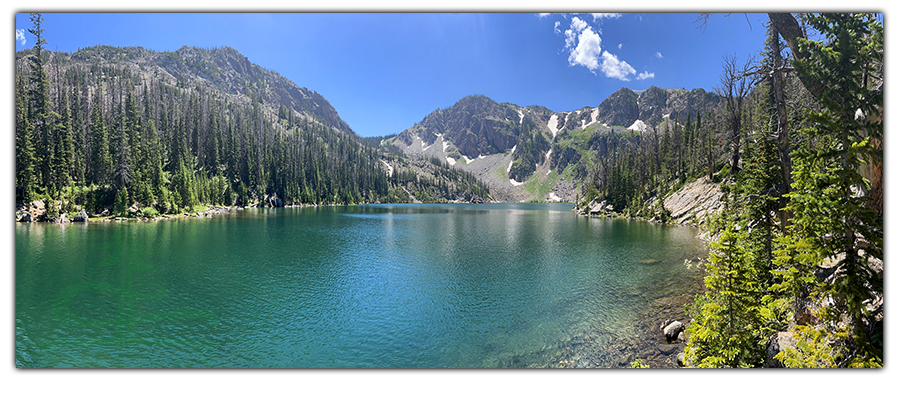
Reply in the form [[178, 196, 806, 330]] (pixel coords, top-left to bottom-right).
[[16, 29, 26, 46], [600, 50, 637, 81], [568, 24, 602, 72], [656, 51, 664, 59], [591, 13, 622, 21], [564, 16, 590, 48], [538, 13, 551, 18], [558, 15, 654, 82]]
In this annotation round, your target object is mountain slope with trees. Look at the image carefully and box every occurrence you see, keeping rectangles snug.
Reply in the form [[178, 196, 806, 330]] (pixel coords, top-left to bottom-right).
[[15, 16, 491, 221]]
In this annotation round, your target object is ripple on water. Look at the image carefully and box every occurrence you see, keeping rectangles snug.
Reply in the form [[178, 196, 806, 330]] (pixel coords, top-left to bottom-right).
[[16, 205, 707, 368]]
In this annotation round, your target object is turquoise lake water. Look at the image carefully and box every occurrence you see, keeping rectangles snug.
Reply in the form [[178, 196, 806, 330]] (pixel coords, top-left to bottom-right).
[[15, 203, 707, 368]]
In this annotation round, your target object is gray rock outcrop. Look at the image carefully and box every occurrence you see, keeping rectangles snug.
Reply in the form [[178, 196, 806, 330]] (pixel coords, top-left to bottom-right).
[[765, 331, 798, 368], [663, 176, 724, 226]]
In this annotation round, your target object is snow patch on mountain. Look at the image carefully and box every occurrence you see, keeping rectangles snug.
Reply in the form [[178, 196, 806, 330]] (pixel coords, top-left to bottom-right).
[[548, 114, 560, 138], [628, 119, 647, 133]]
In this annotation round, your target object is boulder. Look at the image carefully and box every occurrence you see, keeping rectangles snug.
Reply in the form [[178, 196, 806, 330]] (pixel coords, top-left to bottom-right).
[[73, 211, 89, 222], [663, 321, 685, 344], [19, 212, 33, 223], [56, 213, 71, 224], [676, 352, 687, 367], [764, 332, 798, 368]]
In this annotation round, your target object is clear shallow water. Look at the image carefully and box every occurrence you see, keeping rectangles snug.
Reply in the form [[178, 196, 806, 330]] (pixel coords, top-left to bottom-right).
[[16, 203, 707, 368]]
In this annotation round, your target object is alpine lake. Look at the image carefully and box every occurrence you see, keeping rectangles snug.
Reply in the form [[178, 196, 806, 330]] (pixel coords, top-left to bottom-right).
[[16, 203, 708, 368]]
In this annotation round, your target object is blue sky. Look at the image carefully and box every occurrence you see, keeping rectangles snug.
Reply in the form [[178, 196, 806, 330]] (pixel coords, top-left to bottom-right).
[[16, 12, 771, 137]]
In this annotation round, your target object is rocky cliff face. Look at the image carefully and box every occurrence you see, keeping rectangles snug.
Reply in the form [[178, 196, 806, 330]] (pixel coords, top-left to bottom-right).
[[596, 87, 640, 127], [663, 176, 724, 226], [384, 87, 721, 204], [396, 95, 534, 158]]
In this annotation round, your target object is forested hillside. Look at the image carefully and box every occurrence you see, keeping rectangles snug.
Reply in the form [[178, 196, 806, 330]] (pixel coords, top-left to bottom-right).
[[675, 13, 883, 368], [14, 14, 490, 221]]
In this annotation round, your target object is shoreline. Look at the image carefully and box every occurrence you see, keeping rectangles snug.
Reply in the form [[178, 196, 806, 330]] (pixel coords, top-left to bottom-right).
[[16, 200, 579, 224]]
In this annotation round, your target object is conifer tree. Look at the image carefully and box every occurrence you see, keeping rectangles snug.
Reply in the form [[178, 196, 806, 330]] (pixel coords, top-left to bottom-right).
[[89, 89, 112, 186], [27, 13, 57, 192], [15, 73, 37, 203]]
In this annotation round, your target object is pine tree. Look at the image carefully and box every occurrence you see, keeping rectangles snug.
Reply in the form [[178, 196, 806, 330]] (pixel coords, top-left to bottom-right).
[[27, 13, 58, 193], [685, 228, 767, 367], [51, 85, 75, 196], [89, 89, 112, 186], [15, 73, 37, 203]]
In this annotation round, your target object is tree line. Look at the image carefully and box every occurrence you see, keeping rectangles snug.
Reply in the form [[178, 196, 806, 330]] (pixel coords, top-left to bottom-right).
[[15, 13, 489, 220]]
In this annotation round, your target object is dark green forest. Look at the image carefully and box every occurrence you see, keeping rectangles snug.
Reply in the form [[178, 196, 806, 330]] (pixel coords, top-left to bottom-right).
[[14, 14, 490, 220]]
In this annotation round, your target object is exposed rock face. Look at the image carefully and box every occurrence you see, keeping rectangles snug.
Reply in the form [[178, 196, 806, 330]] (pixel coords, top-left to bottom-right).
[[397, 95, 523, 159], [638, 86, 670, 124], [596, 87, 639, 127], [388, 87, 722, 204], [663, 176, 724, 226], [765, 332, 798, 368], [73, 211, 89, 222]]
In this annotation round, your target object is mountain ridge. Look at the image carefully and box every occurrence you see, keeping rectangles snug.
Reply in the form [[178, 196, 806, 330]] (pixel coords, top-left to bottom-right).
[[381, 86, 721, 203]]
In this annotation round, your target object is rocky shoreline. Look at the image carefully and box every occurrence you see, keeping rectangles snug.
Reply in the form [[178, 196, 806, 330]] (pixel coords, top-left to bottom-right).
[[564, 178, 722, 368], [576, 175, 725, 230], [15, 200, 237, 224]]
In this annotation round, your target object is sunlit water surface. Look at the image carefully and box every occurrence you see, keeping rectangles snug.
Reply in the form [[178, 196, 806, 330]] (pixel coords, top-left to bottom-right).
[[16, 203, 707, 368]]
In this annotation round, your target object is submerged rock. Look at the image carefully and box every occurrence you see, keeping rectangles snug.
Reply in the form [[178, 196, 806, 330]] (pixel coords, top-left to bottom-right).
[[663, 321, 685, 344], [639, 259, 662, 265]]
